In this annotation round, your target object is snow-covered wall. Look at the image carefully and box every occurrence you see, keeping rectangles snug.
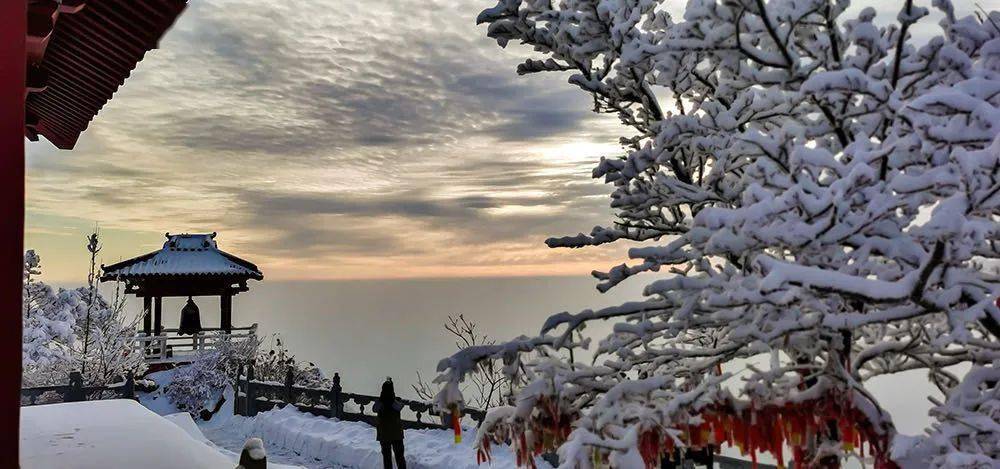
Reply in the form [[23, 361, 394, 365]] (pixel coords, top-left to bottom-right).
[[21, 400, 245, 469]]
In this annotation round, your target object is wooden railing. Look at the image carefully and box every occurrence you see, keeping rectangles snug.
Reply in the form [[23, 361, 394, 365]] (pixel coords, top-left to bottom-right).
[[134, 324, 257, 364], [21, 371, 137, 406], [234, 363, 486, 430]]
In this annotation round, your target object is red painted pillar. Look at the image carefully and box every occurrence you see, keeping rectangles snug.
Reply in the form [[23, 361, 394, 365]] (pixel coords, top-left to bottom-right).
[[0, 0, 25, 466]]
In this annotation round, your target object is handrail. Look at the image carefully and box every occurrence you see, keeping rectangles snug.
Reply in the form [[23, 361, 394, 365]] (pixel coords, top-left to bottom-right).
[[21, 371, 136, 406], [237, 366, 487, 430], [133, 324, 258, 363], [152, 324, 257, 334]]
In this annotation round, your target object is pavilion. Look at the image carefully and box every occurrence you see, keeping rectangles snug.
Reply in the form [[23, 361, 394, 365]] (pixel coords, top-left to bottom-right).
[[101, 233, 263, 362]]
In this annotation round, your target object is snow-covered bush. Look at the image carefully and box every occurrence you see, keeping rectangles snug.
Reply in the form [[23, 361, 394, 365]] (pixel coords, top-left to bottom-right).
[[166, 335, 259, 414], [166, 352, 232, 414], [436, 1, 1000, 467], [253, 337, 331, 389]]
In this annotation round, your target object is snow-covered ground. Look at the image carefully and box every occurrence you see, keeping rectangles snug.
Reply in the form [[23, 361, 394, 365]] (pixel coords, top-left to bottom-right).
[[135, 369, 544, 468], [201, 403, 552, 469]]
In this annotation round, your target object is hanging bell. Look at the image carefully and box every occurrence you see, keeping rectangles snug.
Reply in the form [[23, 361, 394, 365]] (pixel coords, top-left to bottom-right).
[[179, 296, 202, 335]]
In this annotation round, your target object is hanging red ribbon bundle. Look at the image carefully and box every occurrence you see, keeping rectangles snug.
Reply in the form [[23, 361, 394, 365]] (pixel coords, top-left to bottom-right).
[[663, 394, 899, 469], [638, 428, 662, 468], [475, 389, 898, 469], [476, 438, 492, 465]]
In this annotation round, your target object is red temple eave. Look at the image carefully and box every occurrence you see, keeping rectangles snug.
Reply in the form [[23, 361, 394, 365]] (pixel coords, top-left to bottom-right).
[[25, 0, 188, 149], [3, 1, 189, 466]]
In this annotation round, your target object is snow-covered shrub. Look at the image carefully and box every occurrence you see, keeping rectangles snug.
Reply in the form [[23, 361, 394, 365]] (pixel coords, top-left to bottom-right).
[[166, 351, 231, 414], [436, 1, 1000, 467], [253, 337, 330, 389], [166, 336, 259, 415]]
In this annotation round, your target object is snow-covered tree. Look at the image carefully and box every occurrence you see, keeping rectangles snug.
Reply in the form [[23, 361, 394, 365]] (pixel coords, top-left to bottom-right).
[[72, 281, 147, 387], [22, 235, 146, 387], [918, 360, 1000, 467], [435, 1, 1000, 467], [22, 251, 76, 379], [74, 231, 146, 387]]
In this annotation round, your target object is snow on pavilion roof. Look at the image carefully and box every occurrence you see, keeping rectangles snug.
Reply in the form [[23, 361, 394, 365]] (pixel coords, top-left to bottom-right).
[[100, 233, 263, 281]]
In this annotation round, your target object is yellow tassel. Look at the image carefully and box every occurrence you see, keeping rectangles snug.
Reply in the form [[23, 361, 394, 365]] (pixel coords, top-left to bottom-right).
[[451, 405, 462, 444]]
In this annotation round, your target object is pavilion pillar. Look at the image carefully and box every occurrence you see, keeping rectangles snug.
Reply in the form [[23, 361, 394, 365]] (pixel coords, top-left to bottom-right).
[[153, 297, 163, 336], [142, 296, 152, 335], [221, 293, 232, 334], [0, 0, 26, 465]]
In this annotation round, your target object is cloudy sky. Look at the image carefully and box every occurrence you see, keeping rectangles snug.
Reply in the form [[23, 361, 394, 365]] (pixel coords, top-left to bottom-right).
[[26, 0, 637, 282], [25, 0, 987, 282]]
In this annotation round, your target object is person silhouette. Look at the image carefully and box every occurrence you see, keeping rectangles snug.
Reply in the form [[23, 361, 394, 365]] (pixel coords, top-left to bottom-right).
[[373, 378, 406, 469]]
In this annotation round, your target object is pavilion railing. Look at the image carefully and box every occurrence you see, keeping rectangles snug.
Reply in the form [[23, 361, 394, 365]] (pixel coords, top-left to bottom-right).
[[233, 363, 487, 431], [134, 323, 258, 364], [21, 371, 137, 407]]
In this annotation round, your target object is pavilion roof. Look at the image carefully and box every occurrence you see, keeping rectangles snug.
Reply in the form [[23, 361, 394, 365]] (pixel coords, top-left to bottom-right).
[[25, 0, 188, 149], [100, 233, 263, 281]]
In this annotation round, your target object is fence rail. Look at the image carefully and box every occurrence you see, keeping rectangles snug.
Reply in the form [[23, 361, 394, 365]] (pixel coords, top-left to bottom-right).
[[21, 371, 137, 406], [234, 363, 486, 431], [135, 324, 257, 364]]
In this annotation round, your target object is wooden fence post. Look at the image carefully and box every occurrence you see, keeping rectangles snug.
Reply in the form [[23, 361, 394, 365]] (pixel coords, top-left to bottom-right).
[[329, 373, 342, 419], [246, 363, 257, 417], [123, 371, 135, 400], [284, 365, 294, 406], [235, 362, 245, 416], [66, 371, 84, 402], [413, 403, 425, 425]]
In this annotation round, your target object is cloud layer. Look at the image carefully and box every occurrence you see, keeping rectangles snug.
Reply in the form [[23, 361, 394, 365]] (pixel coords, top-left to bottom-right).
[[26, 0, 626, 280]]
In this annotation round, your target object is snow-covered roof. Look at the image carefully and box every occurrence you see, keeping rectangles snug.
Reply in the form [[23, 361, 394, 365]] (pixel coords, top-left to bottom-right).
[[20, 400, 302, 469], [101, 233, 263, 280]]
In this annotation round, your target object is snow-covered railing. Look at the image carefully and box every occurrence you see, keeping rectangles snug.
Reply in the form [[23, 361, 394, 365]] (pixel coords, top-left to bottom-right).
[[21, 371, 137, 406], [233, 363, 487, 431], [135, 323, 258, 364]]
